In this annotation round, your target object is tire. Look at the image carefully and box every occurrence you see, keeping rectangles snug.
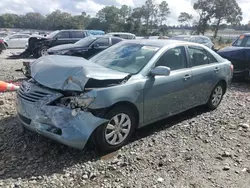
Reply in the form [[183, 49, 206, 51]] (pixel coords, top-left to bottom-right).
[[93, 106, 136, 153], [207, 83, 224, 110], [38, 46, 48, 57]]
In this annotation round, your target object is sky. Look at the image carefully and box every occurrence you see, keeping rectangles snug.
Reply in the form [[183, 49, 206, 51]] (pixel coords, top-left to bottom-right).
[[0, 0, 249, 25]]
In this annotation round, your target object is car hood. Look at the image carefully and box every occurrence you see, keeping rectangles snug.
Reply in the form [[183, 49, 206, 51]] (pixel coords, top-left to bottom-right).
[[217, 46, 246, 60], [31, 55, 129, 91], [48, 44, 79, 52]]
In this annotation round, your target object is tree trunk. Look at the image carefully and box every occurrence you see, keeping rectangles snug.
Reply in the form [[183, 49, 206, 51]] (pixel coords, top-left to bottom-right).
[[213, 18, 221, 39]]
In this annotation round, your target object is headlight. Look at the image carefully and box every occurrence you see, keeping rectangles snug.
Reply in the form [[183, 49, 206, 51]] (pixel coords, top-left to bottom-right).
[[58, 94, 95, 109], [56, 50, 69, 55]]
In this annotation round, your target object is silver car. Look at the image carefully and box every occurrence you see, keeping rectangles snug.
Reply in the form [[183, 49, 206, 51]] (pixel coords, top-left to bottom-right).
[[16, 40, 233, 152], [171, 35, 214, 49]]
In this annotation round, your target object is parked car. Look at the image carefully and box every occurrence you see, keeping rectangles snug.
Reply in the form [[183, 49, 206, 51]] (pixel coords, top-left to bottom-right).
[[171, 35, 214, 49], [87, 30, 105, 35], [217, 33, 250, 79], [0, 39, 6, 53], [16, 40, 233, 152], [0, 32, 8, 40], [3, 34, 33, 48], [106, 32, 136, 39], [47, 35, 123, 59], [12, 30, 91, 58]]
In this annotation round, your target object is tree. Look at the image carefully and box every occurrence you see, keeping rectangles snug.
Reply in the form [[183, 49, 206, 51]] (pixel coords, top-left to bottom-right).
[[193, 0, 215, 35], [158, 1, 170, 26], [21, 13, 45, 29], [212, 0, 242, 38], [178, 12, 193, 26], [141, 0, 156, 33]]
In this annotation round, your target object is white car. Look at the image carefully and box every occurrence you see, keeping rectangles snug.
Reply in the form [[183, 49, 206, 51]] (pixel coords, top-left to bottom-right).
[[4, 34, 31, 48]]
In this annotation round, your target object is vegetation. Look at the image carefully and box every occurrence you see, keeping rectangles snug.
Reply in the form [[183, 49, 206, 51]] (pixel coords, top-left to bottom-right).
[[0, 0, 247, 37]]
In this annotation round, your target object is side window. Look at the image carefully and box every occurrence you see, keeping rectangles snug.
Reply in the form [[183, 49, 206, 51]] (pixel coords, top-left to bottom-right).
[[20, 35, 29, 38], [55, 31, 70, 39], [10, 35, 19, 39], [71, 31, 83, 38], [244, 36, 250, 47], [155, 46, 187, 71], [93, 38, 109, 47], [188, 46, 218, 66], [111, 38, 122, 45]]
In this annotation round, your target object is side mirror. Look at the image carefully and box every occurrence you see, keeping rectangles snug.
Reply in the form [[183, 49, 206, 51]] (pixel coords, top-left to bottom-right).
[[92, 43, 100, 48], [151, 66, 171, 76]]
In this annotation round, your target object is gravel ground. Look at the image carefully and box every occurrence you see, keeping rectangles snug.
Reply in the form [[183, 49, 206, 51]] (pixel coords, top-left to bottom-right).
[[0, 49, 250, 188]]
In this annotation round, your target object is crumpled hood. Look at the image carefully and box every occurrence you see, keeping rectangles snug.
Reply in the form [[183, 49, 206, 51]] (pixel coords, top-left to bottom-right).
[[48, 44, 78, 52], [31, 55, 129, 91], [217, 46, 247, 60]]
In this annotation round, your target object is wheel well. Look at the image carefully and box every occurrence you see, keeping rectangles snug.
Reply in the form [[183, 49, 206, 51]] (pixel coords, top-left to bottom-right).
[[107, 101, 140, 127], [218, 80, 227, 94]]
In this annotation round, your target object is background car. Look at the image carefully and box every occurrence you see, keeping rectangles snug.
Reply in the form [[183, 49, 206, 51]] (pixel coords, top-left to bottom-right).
[[25, 30, 91, 57], [17, 40, 233, 152], [0, 39, 6, 53], [3, 34, 32, 48], [47, 35, 123, 59], [171, 35, 214, 49], [106, 32, 136, 39], [217, 33, 250, 79]]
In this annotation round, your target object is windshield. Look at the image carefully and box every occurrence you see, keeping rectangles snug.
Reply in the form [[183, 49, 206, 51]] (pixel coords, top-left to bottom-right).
[[90, 42, 160, 74], [75, 36, 97, 46], [46, 31, 60, 39]]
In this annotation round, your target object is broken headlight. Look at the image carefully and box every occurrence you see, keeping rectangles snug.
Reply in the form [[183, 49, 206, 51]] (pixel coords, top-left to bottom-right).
[[57, 93, 95, 110]]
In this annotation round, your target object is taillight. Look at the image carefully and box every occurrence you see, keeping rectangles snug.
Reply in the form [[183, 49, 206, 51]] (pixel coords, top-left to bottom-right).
[[230, 64, 234, 72]]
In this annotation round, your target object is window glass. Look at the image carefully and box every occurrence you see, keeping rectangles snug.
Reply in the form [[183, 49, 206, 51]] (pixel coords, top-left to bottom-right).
[[20, 35, 29, 38], [71, 31, 83, 38], [244, 36, 250, 47], [111, 38, 122, 45], [155, 46, 187, 71], [93, 38, 109, 47], [188, 46, 211, 66], [55, 31, 70, 39], [233, 35, 245, 46], [9, 35, 19, 39], [90, 43, 159, 74]]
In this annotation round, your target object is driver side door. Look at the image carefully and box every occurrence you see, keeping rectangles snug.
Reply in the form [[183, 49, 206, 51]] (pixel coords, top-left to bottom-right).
[[143, 46, 193, 123]]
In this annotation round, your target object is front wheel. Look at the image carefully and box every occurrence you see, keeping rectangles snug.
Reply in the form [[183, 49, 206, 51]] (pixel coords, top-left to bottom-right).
[[93, 106, 136, 153], [38, 46, 48, 57], [207, 83, 224, 110]]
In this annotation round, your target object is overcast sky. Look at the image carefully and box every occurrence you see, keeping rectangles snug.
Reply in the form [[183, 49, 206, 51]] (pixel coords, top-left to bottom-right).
[[0, 0, 249, 25]]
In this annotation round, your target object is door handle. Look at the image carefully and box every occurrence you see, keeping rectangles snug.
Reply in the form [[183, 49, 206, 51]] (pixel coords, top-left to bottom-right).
[[214, 67, 220, 73], [184, 74, 192, 81]]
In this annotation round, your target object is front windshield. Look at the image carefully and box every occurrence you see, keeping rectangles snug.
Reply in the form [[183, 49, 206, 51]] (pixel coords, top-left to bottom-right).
[[90, 42, 160, 74], [46, 31, 60, 39], [75, 36, 97, 46]]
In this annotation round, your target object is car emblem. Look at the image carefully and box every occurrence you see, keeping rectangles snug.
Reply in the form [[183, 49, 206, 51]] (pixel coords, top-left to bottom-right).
[[23, 84, 31, 93]]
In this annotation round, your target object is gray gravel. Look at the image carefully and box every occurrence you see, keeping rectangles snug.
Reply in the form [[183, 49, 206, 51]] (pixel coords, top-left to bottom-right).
[[0, 49, 250, 188]]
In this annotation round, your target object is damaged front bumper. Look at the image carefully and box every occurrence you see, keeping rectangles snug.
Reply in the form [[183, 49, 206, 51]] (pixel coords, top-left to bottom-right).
[[16, 81, 108, 150]]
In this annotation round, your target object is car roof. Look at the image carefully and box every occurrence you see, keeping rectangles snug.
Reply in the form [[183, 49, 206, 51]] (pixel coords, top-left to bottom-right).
[[242, 33, 250, 36], [86, 35, 124, 40], [124, 39, 200, 47]]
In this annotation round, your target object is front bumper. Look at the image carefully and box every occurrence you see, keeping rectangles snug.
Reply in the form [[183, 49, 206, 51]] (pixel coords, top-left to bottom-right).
[[16, 81, 108, 150]]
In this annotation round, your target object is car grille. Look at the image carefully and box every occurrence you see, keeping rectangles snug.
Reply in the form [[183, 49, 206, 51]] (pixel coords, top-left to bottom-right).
[[18, 83, 50, 103]]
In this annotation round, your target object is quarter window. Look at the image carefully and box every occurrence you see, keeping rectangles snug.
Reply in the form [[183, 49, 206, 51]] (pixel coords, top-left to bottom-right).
[[155, 46, 187, 71]]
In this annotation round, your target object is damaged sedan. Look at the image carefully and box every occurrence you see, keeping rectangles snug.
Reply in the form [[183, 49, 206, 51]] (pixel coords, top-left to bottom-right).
[[16, 40, 233, 152]]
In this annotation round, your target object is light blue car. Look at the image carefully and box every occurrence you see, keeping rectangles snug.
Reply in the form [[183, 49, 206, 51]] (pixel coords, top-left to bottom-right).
[[16, 40, 233, 152]]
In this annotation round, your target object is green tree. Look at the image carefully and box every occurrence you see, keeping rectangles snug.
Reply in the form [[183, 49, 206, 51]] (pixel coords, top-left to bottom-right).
[[178, 12, 193, 26], [158, 1, 170, 26], [21, 13, 45, 29], [212, 0, 242, 39]]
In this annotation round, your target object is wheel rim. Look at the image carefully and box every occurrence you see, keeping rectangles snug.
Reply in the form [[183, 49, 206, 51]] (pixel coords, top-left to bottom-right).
[[105, 113, 131, 146], [211, 86, 223, 106], [41, 48, 48, 56]]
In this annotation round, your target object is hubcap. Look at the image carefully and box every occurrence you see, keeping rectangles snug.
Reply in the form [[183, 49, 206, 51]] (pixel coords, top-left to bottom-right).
[[105, 113, 131, 146], [212, 86, 223, 106], [41, 48, 48, 56]]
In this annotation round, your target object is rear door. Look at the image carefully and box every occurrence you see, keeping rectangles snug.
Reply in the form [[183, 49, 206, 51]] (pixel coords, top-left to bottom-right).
[[70, 31, 84, 43], [187, 45, 221, 106], [53, 31, 71, 46]]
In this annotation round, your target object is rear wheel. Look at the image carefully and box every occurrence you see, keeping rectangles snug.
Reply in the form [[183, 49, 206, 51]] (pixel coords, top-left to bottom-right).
[[94, 106, 136, 153], [207, 83, 224, 110]]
